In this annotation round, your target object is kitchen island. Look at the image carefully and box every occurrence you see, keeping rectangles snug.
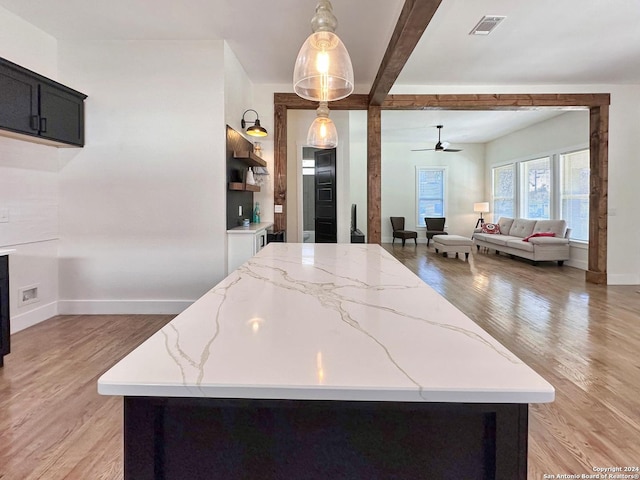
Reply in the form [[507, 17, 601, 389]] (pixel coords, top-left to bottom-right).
[[99, 243, 554, 479]]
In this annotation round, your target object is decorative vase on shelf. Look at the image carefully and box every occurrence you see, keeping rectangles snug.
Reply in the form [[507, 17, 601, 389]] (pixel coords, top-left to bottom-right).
[[246, 167, 256, 185]]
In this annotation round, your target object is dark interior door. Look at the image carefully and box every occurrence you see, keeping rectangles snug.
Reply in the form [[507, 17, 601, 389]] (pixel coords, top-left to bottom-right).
[[314, 148, 337, 243]]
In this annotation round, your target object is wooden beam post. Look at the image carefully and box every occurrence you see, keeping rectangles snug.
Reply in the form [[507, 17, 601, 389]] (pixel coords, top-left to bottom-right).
[[273, 103, 287, 232], [586, 105, 608, 284], [367, 106, 382, 244]]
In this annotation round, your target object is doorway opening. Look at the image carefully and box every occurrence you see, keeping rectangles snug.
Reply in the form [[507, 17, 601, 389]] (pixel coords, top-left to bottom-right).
[[301, 146, 320, 243]]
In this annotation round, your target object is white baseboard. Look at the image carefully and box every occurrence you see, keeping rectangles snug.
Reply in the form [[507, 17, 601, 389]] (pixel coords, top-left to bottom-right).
[[565, 259, 588, 271], [57, 300, 194, 315], [607, 274, 640, 285], [11, 301, 58, 334]]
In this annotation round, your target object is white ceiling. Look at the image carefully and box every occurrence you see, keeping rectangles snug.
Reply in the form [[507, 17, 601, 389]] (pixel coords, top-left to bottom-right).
[[0, 0, 632, 141], [381, 110, 572, 145]]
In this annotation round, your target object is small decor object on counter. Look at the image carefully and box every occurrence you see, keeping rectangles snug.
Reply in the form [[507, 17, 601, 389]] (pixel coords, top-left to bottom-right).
[[253, 202, 261, 224], [246, 167, 256, 185], [254, 142, 262, 156], [243, 219, 250, 227]]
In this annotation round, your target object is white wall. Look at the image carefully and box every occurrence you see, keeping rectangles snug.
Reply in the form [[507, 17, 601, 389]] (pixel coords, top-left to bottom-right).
[[485, 111, 590, 270], [0, 5, 57, 77], [349, 111, 368, 238], [381, 125, 485, 243], [0, 6, 60, 332], [390, 84, 640, 284], [56, 40, 227, 314], [250, 83, 288, 227], [224, 42, 253, 134], [485, 112, 589, 169]]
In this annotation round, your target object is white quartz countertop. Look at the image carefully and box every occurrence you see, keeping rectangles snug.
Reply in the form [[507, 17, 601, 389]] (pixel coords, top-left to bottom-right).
[[98, 244, 554, 403], [0, 249, 16, 256], [227, 222, 273, 234]]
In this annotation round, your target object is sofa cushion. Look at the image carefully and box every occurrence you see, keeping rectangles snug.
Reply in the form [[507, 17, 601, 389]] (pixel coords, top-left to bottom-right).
[[481, 223, 501, 234], [506, 238, 535, 252], [508, 219, 537, 238], [497, 217, 514, 235], [478, 234, 511, 246], [532, 219, 567, 238]]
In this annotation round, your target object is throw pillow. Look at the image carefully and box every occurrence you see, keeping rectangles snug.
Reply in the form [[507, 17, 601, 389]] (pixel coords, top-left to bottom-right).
[[523, 232, 556, 242], [481, 223, 501, 234]]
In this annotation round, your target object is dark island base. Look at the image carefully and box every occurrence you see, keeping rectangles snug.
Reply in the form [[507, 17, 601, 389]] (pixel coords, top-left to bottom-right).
[[125, 397, 528, 480]]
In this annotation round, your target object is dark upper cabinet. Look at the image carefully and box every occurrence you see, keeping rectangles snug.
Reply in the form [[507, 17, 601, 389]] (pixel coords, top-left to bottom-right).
[[39, 83, 85, 145], [0, 57, 87, 147], [0, 65, 39, 136]]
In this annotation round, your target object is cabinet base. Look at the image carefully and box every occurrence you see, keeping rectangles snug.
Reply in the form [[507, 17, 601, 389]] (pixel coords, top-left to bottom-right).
[[124, 397, 528, 480]]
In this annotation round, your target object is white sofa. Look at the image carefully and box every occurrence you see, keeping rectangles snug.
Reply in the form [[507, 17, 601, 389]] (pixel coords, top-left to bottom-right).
[[473, 217, 571, 266]]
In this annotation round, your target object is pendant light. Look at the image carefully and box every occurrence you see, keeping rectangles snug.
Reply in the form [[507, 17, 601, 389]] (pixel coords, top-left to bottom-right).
[[307, 101, 338, 149], [293, 0, 354, 102]]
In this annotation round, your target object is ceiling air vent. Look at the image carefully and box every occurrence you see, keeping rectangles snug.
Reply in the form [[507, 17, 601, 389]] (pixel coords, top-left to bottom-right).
[[469, 16, 506, 35]]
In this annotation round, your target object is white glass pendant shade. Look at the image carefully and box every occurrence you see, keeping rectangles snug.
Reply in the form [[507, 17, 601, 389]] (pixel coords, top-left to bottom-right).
[[293, 32, 354, 102], [307, 102, 337, 149]]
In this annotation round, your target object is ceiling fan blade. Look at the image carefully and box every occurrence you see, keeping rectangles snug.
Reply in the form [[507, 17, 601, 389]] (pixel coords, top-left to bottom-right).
[[411, 148, 435, 151], [442, 148, 462, 152]]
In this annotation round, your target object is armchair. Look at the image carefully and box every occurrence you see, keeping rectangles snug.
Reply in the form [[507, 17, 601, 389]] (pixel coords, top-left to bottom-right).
[[425, 217, 447, 246], [390, 217, 417, 246]]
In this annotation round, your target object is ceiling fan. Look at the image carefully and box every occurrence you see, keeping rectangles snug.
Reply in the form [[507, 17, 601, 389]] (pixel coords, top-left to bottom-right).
[[411, 125, 462, 152]]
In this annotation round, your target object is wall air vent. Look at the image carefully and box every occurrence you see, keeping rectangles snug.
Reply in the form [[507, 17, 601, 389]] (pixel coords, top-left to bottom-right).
[[469, 16, 506, 35]]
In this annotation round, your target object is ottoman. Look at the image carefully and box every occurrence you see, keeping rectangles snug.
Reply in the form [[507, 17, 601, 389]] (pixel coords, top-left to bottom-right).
[[432, 234, 472, 260]]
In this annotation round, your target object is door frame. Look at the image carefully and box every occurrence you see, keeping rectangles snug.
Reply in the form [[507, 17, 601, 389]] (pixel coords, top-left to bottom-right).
[[273, 93, 610, 284]]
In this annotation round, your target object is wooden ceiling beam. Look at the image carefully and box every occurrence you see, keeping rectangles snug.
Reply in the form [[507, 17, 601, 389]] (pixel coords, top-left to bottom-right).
[[274, 93, 369, 110], [382, 93, 611, 109], [368, 0, 442, 106]]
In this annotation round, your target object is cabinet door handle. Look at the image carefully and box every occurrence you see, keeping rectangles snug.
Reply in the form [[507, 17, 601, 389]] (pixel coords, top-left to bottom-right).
[[30, 115, 39, 131], [39, 117, 47, 133]]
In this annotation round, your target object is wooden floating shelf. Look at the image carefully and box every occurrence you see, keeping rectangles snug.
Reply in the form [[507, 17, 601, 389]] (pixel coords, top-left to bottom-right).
[[229, 182, 260, 192], [233, 151, 267, 168]]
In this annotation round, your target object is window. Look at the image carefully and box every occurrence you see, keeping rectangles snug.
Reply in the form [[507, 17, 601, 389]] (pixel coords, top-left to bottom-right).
[[491, 149, 589, 242], [560, 150, 589, 241], [521, 157, 551, 220], [302, 147, 320, 175], [416, 167, 445, 226], [492, 164, 515, 219]]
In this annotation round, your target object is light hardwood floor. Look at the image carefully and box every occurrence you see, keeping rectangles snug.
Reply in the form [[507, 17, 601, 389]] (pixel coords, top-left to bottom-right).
[[0, 315, 173, 480], [384, 244, 640, 479], [0, 246, 639, 479]]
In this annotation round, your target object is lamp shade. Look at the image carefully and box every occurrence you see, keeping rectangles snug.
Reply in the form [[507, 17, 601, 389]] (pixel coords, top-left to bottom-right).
[[307, 101, 337, 148], [293, 31, 354, 102], [307, 116, 338, 149], [246, 119, 268, 137], [474, 202, 490, 213]]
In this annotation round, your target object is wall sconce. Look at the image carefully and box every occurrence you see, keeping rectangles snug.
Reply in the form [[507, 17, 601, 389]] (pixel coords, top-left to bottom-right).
[[241, 109, 268, 137], [474, 202, 490, 227], [293, 0, 354, 102], [307, 101, 338, 149]]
